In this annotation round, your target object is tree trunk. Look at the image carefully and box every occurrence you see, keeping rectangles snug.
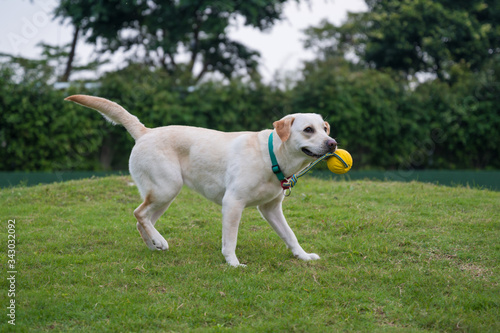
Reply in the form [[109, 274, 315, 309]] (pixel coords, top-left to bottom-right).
[[60, 25, 80, 82], [99, 134, 115, 170]]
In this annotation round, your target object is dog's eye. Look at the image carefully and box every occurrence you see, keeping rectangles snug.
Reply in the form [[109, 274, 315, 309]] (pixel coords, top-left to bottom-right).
[[304, 127, 314, 133]]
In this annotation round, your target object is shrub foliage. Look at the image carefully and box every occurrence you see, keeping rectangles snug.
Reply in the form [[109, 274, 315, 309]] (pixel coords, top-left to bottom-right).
[[1, 58, 498, 171]]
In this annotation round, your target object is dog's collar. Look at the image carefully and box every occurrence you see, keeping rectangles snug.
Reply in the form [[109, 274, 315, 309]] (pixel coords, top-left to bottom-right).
[[268, 132, 286, 181]]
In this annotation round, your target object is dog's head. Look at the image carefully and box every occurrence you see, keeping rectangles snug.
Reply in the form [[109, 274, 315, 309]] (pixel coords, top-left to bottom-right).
[[273, 114, 337, 160]]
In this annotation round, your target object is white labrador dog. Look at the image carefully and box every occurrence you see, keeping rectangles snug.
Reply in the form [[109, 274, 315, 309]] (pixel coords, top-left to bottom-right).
[[66, 95, 337, 266]]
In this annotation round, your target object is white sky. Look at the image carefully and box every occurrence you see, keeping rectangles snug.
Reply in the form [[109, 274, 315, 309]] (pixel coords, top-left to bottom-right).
[[0, 0, 367, 82]]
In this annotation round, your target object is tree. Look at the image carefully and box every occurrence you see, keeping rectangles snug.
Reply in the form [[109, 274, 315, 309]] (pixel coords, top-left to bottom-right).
[[54, 0, 300, 84], [60, 25, 80, 82], [304, 0, 500, 80]]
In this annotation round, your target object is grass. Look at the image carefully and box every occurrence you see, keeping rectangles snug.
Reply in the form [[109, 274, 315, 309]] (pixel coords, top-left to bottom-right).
[[0, 175, 499, 332]]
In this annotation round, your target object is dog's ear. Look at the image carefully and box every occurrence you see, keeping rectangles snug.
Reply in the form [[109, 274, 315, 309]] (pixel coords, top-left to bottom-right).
[[324, 121, 330, 135], [273, 116, 295, 142]]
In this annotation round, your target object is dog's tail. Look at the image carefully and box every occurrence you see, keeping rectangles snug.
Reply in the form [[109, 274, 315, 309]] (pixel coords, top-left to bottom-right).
[[65, 95, 149, 140]]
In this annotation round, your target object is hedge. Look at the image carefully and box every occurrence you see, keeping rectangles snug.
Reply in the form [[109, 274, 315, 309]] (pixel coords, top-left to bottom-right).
[[1, 60, 498, 171]]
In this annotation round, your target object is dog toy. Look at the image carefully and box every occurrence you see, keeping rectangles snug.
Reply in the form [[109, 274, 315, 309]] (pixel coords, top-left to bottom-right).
[[278, 148, 353, 195], [326, 149, 353, 174]]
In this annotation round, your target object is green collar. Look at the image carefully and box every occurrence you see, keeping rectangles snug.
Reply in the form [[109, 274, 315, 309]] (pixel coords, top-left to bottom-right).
[[268, 132, 286, 181]]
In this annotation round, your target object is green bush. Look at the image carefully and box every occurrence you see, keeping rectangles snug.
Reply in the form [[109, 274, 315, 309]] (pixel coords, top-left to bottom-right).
[[0, 66, 105, 171], [1, 58, 498, 172]]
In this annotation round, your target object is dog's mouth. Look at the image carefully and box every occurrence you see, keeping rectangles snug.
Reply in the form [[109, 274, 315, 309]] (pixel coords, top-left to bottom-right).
[[301, 148, 323, 158]]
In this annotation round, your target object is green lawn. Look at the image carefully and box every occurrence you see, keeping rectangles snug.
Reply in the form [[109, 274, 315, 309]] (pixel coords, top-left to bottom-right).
[[1, 176, 498, 332]]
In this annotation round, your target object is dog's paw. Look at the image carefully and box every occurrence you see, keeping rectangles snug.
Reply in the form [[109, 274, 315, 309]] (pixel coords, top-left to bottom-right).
[[150, 236, 169, 251], [296, 252, 320, 261], [306, 253, 320, 261], [224, 255, 246, 267], [228, 262, 247, 268], [148, 230, 169, 251]]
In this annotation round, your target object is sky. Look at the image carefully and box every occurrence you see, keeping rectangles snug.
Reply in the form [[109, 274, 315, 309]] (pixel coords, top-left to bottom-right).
[[0, 0, 367, 82]]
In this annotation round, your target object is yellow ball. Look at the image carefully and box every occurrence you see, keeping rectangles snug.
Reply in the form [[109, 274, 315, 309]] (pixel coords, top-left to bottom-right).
[[327, 149, 353, 174]]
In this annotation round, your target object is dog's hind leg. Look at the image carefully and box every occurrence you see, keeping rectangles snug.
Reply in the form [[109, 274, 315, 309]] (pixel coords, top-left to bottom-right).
[[129, 145, 184, 251], [135, 199, 176, 250], [134, 184, 181, 251]]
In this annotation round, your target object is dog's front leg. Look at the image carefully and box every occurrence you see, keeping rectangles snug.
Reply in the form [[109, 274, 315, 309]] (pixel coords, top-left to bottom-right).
[[258, 196, 320, 262], [221, 196, 246, 267]]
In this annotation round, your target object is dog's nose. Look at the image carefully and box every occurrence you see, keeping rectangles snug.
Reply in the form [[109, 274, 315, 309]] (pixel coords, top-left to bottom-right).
[[326, 139, 337, 151]]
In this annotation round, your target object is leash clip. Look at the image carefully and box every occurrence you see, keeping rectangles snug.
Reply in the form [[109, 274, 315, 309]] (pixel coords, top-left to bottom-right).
[[280, 179, 292, 196], [280, 177, 295, 197]]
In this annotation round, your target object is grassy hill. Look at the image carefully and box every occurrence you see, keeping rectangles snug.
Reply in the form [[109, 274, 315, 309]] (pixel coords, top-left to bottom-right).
[[1, 176, 498, 332]]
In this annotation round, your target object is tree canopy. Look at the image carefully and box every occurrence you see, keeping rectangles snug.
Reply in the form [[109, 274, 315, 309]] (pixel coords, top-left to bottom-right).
[[304, 0, 500, 80], [54, 0, 300, 84]]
